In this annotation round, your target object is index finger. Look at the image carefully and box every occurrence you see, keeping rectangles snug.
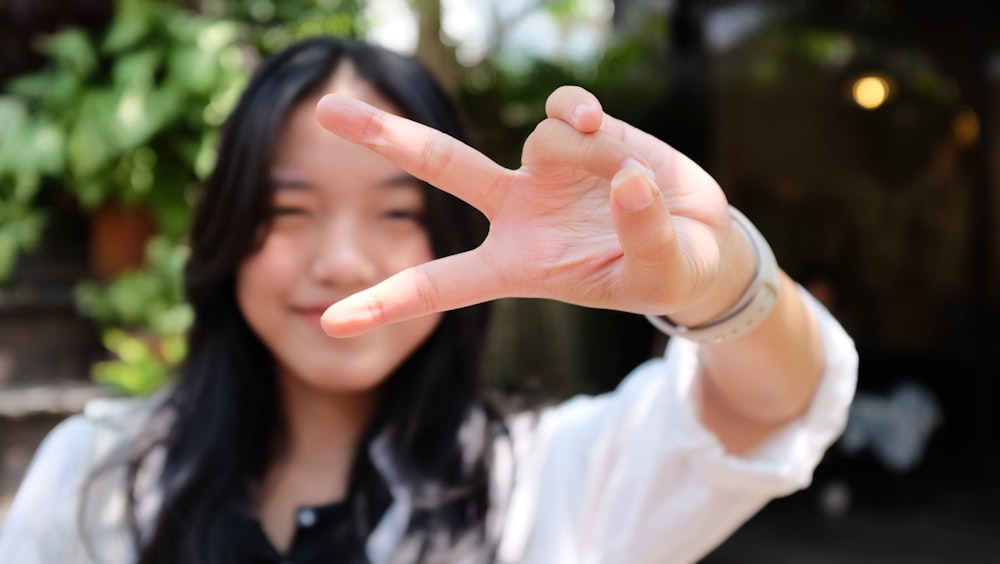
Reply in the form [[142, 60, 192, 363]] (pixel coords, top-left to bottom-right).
[[316, 94, 508, 218], [321, 249, 505, 337]]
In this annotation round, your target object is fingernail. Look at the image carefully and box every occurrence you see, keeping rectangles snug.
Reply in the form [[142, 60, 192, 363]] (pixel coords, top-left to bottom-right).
[[613, 163, 657, 213], [320, 298, 375, 338], [621, 157, 655, 181], [571, 103, 602, 131]]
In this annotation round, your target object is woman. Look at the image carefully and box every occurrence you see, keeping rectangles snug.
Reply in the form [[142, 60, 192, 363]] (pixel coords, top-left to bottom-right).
[[0, 36, 856, 563]]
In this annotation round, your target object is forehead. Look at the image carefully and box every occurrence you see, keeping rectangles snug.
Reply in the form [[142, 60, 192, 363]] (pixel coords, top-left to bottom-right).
[[271, 62, 406, 181]]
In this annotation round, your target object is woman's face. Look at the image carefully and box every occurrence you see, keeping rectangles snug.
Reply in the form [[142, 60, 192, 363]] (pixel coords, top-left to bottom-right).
[[236, 64, 441, 395]]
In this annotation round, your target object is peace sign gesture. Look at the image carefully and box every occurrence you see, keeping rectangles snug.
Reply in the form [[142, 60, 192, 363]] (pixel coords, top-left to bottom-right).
[[317, 86, 748, 337]]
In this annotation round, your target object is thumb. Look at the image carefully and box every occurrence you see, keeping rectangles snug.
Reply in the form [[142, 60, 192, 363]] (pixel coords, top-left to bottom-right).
[[609, 160, 715, 311], [609, 160, 679, 267]]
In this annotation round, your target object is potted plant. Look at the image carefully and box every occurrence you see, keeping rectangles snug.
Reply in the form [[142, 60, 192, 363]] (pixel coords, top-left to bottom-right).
[[0, 0, 249, 393]]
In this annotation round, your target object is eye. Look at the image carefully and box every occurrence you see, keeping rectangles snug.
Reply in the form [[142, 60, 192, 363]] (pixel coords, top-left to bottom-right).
[[266, 204, 313, 232], [382, 208, 424, 222], [271, 206, 309, 217]]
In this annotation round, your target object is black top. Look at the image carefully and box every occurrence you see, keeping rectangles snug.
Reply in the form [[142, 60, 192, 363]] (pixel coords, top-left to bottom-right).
[[221, 500, 362, 564]]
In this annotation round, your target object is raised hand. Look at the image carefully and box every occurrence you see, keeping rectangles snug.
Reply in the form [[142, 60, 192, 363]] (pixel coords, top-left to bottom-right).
[[316, 86, 740, 337]]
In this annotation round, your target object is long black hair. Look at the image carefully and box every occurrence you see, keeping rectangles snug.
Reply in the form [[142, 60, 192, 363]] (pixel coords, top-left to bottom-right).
[[126, 36, 497, 563]]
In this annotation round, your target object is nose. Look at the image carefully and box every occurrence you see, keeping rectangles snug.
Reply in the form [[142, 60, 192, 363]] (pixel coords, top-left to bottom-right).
[[310, 217, 378, 289]]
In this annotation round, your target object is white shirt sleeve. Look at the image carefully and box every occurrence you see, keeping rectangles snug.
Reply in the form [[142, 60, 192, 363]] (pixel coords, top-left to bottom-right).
[[0, 398, 141, 564], [498, 288, 858, 564], [0, 415, 94, 564]]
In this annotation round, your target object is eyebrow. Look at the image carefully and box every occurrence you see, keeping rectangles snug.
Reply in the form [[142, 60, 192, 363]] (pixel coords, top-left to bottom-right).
[[269, 175, 313, 191], [269, 173, 422, 191], [375, 173, 423, 189]]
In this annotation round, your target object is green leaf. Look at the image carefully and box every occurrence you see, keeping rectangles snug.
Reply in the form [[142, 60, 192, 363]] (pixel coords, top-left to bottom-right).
[[113, 86, 156, 150], [68, 119, 113, 179], [0, 206, 46, 285], [36, 29, 98, 78], [167, 46, 219, 95], [158, 333, 188, 365], [193, 131, 219, 178], [103, 328, 148, 364], [4, 71, 54, 100], [0, 234, 15, 284], [152, 304, 194, 335], [163, 7, 203, 43], [68, 90, 117, 178], [544, 0, 585, 19], [74, 179, 110, 209], [0, 97, 29, 175], [30, 120, 67, 175], [73, 235, 190, 330], [2, 211, 46, 248], [0, 98, 66, 176], [92, 354, 170, 397], [12, 170, 42, 203], [197, 20, 240, 52], [102, 0, 157, 54], [143, 82, 184, 133], [111, 48, 161, 90], [43, 71, 86, 111]]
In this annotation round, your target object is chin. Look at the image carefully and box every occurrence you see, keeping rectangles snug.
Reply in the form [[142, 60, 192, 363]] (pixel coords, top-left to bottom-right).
[[300, 361, 393, 395]]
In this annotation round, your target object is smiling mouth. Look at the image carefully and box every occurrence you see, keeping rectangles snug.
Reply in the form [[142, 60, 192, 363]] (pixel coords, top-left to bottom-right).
[[294, 307, 328, 330]]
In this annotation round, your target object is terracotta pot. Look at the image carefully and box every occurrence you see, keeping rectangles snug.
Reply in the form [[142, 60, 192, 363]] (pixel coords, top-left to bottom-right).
[[89, 200, 156, 282]]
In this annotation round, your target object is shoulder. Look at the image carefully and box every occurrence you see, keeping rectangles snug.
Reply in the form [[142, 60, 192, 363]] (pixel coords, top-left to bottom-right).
[[27, 395, 163, 488], [0, 394, 163, 561], [26, 393, 168, 498], [81, 394, 164, 439]]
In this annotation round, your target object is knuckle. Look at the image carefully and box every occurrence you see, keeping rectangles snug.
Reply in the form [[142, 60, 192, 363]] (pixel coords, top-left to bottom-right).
[[580, 135, 617, 174], [419, 138, 452, 175], [365, 295, 387, 326], [412, 268, 441, 314], [522, 119, 562, 164], [359, 111, 386, 147], [627, 222, 675, 267]]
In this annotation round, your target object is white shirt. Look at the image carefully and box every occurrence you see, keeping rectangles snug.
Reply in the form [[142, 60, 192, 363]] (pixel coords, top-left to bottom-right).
[[0, 290, 857, 563]]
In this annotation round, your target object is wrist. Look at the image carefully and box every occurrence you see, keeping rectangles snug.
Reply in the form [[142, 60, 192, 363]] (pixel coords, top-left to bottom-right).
[[669, 212, 757, 328], [647, 207, 780, 344]]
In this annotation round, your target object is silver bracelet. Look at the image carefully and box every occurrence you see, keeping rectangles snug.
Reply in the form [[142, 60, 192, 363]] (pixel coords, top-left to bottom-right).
[[646, 206, 779, 344]]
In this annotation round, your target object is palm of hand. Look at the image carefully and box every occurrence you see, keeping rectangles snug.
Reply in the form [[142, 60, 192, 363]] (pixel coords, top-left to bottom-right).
[[316, 87, 730, 337]]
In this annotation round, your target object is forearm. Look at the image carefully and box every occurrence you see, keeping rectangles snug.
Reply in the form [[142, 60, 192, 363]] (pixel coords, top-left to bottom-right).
[[696, 273, 825, 454], [664, 215, 826, 454]]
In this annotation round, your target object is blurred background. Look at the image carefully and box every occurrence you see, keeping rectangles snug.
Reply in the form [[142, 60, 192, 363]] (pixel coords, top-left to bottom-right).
[[1, 0, 998, 560]]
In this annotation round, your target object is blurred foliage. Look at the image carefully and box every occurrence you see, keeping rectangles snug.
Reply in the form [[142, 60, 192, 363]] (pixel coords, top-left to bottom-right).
[[78, 236, 192, 395], [0, 0, 248, 270], [215, 0, 367, 55], [75, 236, 192, 335], [0, 0, 251, 394], [72, 241, 192, 397], [461, 16, 669, 168], [92, 328, 188, 396]]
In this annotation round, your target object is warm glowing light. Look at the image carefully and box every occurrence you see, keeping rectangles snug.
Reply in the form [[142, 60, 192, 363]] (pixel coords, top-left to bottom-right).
[[953, 108, 980, 147], [851, 75, 890, 110]]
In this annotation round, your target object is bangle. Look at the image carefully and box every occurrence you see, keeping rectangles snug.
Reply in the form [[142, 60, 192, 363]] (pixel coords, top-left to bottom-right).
[[645, 206, 779, 344]]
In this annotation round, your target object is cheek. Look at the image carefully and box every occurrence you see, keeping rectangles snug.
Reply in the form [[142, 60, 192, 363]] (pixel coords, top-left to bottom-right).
[[380, 233, 436, 274], [237, 239, 302, 313], [391, 309, 444, 370]]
